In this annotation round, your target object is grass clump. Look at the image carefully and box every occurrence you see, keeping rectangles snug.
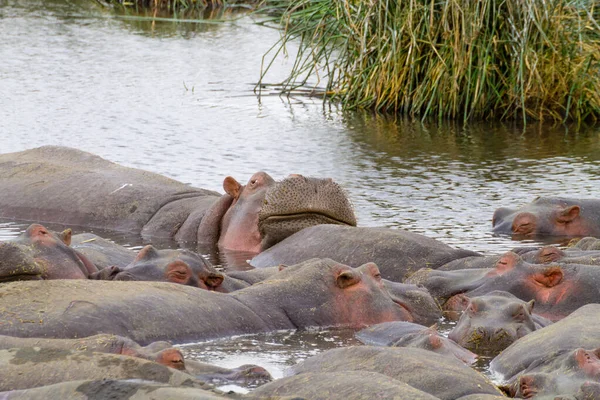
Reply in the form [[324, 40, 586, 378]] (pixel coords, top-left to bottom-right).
[[258, 0, 600, 123]]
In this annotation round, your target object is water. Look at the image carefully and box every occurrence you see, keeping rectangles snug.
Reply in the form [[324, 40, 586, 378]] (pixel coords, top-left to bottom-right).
[[1, 0, 600, 390]]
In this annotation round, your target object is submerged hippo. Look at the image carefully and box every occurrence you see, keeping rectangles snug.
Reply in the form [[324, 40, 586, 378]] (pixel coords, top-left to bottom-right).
[[407, 251, 600, 321], [355, 321, 477, 364], [0, 146, 356, 254], [492, 197, 600, 238], [0, 224, 97, 282], [0, 334, 183, 370], [0, 259, 412, 344], [447, 291, 551, 356], [250, 225, 481, 282]]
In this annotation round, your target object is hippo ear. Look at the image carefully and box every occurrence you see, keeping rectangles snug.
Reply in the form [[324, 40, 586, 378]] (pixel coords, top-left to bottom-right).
[[60, 229, 72, 246], [557, 205, 580, 223], [526, 299, 535, 313], [278, 264, 289, 272], [336, 269, 360, 289], [223, 176, 242, 199], [204, 272, 224, 289], [134, 245, 159, 263], [533, 266, 563, 287]]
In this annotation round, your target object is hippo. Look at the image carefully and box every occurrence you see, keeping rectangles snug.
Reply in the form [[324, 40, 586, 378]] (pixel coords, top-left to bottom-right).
[[447, 291, 551, 356], [0, 259, 412, 344], [517, 243, 600, 266], [490, 304, 600, 380], [96, 245, 240, 292], [185, 360, 272, 387], [0, 146, 356, 255], [492, 197, 600, 238], [250, 225, 481, 282], [407, 251, 600, 321], [0, 334, 185, 370], [248, 371, 440, 400], [0, 347, 210, 392], [499, 347, 600, 399], [0, 224, 98, 282], [355, 321, 477, 364], [286, 346, 504, 399], [0, 380, 228, 400], [71, 233, 136, 270]]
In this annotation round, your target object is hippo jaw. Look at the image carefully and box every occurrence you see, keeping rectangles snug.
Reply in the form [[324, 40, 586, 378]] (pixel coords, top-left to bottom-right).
[[257, 175, 357, 250]]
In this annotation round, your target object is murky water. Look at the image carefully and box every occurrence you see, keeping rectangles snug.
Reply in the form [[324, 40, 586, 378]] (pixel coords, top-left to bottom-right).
[[1, 0, 600, 391]]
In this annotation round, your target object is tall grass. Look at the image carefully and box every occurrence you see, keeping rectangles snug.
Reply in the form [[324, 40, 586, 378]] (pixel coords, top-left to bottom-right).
[[258, 0, 600, 123]]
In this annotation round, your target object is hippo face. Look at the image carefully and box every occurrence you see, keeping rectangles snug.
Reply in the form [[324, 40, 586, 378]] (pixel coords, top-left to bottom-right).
[[217, 172, 356, 253], [114, 246, 224, 291], [245, 259, 413, 329], [448, 291, 538, 356], [502, 348, 600, 399], [0, 224, 91, 281], [492, 197, 597, 238]]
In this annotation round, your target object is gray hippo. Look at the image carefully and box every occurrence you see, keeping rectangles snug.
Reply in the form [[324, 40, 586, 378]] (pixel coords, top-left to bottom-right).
[[446, 291, 551, 356], [355, 321, 477, 364], [0, 224, 98, 282], [284, 346, 503, 399], [250, 224, 481, 282], [492, 197, 600, 238], [407, 251, 600, 321], [490, 304, 600, 399], [0, 259, 414, 344], [0, 146, 356, 255]]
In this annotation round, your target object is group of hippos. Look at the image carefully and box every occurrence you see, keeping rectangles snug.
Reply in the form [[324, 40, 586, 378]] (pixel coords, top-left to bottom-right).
[[0, 146, 600, 399]]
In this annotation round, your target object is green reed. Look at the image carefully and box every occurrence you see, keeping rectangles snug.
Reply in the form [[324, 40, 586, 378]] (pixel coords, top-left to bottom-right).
[[258, 0, 600, 123]]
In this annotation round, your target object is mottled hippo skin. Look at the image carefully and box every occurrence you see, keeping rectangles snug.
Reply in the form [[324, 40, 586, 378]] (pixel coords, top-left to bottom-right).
[[251, 225, 481, 282], [356, 321, 477, 364], [447, 291, 551, 356], [0, 259, 411, 344], [0, 224, 97, 282], [0, 146, 356, 253], [492, 197, 600, 238], [0, 334, 183, 370], [407, 251, 600, 321]]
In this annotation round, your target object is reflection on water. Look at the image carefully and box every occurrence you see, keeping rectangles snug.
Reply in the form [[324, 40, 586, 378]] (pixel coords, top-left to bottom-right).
[[1, 0, 600, 393]]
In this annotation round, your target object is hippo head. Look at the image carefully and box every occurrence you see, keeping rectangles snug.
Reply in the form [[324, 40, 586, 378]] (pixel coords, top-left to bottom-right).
[[237, 259, 414, 329], [492, 197, 589, 238], [211, 172, 356, 254], [448, 291, 538, 356], [0, 224, 93, 281], [113, 245, 225, 291]]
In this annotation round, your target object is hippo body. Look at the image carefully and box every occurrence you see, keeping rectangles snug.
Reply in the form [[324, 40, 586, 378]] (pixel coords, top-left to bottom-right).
[[71, 233, 136, 270], [447, 291, 551, 356], [0, 147, 356, 254], [248, 371, 440, 400], [0, 348, 207, 392], [407, 252, 600, 321], [0, 334, 184, 370], [0, 224, 97, 282], [0, 380, 227, 400], [250, 225, 481, 282], [0, 259, 412, 344], [492, 197, 600, 238], [355, 321, 477, 364], [287, 346, 503, 399]]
